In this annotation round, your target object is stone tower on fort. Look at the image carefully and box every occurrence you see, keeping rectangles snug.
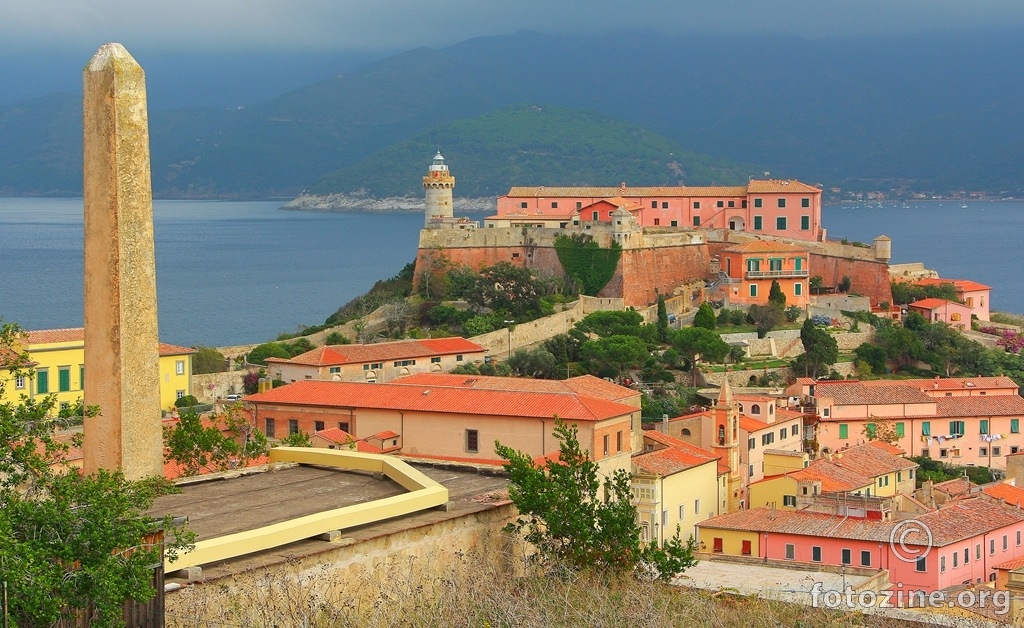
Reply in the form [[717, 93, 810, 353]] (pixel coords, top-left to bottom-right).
[[423, 152, 455, 227]]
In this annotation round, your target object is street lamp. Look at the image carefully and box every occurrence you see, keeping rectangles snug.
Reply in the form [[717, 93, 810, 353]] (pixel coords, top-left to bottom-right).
[[504, 320, 515, 357]]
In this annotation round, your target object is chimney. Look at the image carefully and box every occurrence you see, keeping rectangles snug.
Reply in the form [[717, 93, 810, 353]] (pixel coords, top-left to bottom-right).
[[661, 413, 669, 434]]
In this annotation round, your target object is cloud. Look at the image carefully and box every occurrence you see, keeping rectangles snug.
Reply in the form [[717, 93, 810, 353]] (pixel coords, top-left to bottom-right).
[[1, 0, 1022, 52]]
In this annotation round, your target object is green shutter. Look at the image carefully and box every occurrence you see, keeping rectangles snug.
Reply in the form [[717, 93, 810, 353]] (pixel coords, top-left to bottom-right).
[[839, 424, 848, 439], [1012, 419, 1019, 434], [58, 367, 71, 392], [753, 216, 763, 230], [866, 423, 876, 438], [922, 422, 930, 436], [980, 419, 989, 435], [36, 370, 48, 394], [801, 215, 810, 230]]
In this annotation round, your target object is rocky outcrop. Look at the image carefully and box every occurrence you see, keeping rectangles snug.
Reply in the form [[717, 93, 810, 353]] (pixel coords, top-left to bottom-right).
[[280, 193, 496, 213]]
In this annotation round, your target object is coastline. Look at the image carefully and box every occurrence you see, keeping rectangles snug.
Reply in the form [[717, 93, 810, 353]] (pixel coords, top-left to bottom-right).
[[280, 193, 496, 213]]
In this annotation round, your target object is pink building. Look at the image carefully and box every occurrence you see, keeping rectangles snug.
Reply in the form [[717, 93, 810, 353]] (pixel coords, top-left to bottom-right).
[[803, 377, 1024, 470], [915, 278, 991, 322], [716, 239, 810, 309], [492, 179, 824, 241], [697, 492, 1024, 593], [907, 298, 974, 329]]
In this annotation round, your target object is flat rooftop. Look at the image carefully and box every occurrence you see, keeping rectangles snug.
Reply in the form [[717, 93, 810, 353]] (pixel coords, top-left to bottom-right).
[[150, 462, 510, 579]]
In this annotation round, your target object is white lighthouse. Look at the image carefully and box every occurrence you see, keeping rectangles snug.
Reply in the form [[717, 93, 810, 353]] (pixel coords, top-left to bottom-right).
[[423, 151, 455, 227]]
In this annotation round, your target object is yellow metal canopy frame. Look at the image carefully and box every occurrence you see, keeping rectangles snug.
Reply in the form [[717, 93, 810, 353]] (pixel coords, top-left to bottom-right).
[[165, 447, 450, 571]]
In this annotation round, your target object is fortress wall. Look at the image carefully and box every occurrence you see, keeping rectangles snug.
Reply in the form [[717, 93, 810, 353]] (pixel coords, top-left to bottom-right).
[[808, 253, 892, 306], [613, 243, 712, 306]]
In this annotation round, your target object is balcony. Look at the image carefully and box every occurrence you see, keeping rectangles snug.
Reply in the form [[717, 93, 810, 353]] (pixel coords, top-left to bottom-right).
[[745, 269, 810, 279]]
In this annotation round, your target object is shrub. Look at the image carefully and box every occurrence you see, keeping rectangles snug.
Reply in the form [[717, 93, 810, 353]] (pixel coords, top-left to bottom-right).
[[174, 395, 199, 408]]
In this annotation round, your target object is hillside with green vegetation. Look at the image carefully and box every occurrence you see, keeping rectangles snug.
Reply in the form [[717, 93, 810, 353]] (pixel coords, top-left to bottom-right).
[[309, 105, 755, 198]]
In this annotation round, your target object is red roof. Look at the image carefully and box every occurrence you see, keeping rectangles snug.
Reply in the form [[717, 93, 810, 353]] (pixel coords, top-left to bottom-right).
[[983, 483, 1024, 508], [394, 373, 638, 403], [915, 278, 991, 292], [934, 395, 1024, 418], [245, 380, 636, 422], [163, 454, 270, 480], [268, 337, 485, 367], [993, 556, 1024, 571], [740, 416, 770, 432], [398, 452, 505, 467], [633, 446, 719, 477], [908, 298, 966, 310], [25, 327, 195, 355]]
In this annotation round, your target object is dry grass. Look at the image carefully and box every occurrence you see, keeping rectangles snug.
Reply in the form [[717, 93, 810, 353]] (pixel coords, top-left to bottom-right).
[[165, 554, 920, 628]]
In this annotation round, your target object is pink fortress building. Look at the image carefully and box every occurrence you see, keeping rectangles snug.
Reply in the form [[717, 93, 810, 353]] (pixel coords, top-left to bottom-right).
[[491, 179, 824, 242]]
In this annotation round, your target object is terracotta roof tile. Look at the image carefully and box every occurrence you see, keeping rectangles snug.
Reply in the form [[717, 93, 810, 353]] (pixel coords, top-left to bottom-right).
[[814, 381, 934, 407], [935, 395, 1024, 418], [993, 555, 1024, 571], [983, 483, 1024, 508], [832, 443, 917, 476], [740, 416, 770, 432], [25, 327, 194, 355], [909, 298, 964, 310], [745, 179, 822, 194], [394, 373, 638, 403], [915, 278, 991, 292], [933, 477, 973, 497], [789, 459, 872, 493], [245, 380, 635, 422], [633, 446, 719, 477], [505, 185, 751, 198], [398, 452, 505, 467], [698, 496, 1024, 546], [721, 239, 808, 255]]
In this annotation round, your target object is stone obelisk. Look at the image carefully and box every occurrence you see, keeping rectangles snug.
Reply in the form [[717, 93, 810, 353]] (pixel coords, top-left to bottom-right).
[[82, 43, 164, 480]]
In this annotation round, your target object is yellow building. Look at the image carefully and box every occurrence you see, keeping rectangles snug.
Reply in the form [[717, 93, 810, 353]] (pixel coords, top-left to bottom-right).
[[0, 327, 194, 412], [632, 431, 725, 546]]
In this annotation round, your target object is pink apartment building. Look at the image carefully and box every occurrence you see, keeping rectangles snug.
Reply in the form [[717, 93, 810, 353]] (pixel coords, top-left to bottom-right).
[[491, 179, 823, 242], [914, 278, 991, 322], [697, 491, 1024, 594], [794, 377, 1024, 470], [907, 298, 974, 329]]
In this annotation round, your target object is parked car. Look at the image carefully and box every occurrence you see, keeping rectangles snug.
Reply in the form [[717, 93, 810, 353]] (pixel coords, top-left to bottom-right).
[[224, 393, 242, 401]]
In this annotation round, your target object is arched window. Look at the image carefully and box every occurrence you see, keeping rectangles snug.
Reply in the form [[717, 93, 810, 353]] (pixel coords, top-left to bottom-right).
[[682, 428, 692, 436], [717, 424, 726, 446], [751, 404, 761, 415]]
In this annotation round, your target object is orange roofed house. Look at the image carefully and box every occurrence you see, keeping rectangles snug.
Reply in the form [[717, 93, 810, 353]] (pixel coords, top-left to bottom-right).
[[914, 278, 991, 322], [265, 337, 486, 384], [244, 373, 641, 475], [492, 179, 823, 241], [715, 239, 810, 308]]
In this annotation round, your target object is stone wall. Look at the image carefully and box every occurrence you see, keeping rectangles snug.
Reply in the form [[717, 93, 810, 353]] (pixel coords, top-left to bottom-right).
[[470, 296, 624, 357], [165, 503, 519, 625], [192, 372, 247, 404], [701, 360, 857, 388]]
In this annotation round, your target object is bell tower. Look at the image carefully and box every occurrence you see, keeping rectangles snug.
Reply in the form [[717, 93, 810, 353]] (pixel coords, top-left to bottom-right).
[[423, 151, 455, 227], [711, 377, 743, 512]]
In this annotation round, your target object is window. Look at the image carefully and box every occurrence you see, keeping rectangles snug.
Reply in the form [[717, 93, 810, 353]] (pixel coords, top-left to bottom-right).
[[14, 375, 25, 389], [694, 499, 700, 515], [922, 421, 931, 436], [176, 390, 185, 399], [616, 430, 623, 452], [329, 366, 341, 374], [603, 434, 610, 456], [393, 359, 416, 367], [940, 556, 946, 572], [1013, 419, 1020, 434], [866, 423, 876, 438], [551, 202, 558, 209], [965, 548, 970, 563], [994, 446, 1002, 456], [431, 357, 441, 363], [288, 419, 299, 435], [977, 544, 981, 560], [693, 201, 701, 209], [670, 220, 678, 227], [749, 464, 754, 477], [991, 539, 996, 554], [785, 544, 795, 560], [794, 283, 802, 296], [339, 422, 350, 433], [778, 198, 787, 208], [950, 421, 965, 436], [1006, 535, 1010, 551], [748, 437, 755, 449], [36, 369, 48, 394], [651, 201, 657, 208], [896, 422, 905, 437], [753, 216, 763, 230], [794, 257, 803, 271], [861, 550, 871, 567], [812, 546, 822, 562], [953, 552, 958, 568], [175, 360, 185, 375], [314, 420, 325, 432], [940, 448, 948, 458], [761, 432, 774, 446], [981, 447, 988, 457], [653, 218, 660, 226], [265, 418, 275, 437], [841, 549, 851, 565], [801, 197, 810, 208], [662, 510, 668, 526], [839, 424, 848, 439], [783, 495, 797, 507], [922, 448, 930, 458], [916, 556, 927, 572], [791, 424, 799, 437], [662, 202, 669, 209], [679, 504, 685, 519], [58, 366, 71, 392], [716, 201, 724, 208], [456, 354, 463, 362], [466, 429, 479, 453], [575, 202, 582, 210], [776, 217, 787, 230], [592, 211, 599, 220], [1018, 531, 1021, 546], [801, 215, 810, 230], [754, 198, 762, 208], [741, 540, 752, 555], [520, 202, 527, 208], [981, 419, 989, 435], [749, 284, 758, 298], [769, 258, 783, 272], [779, 428, 786, 440], [693, 216, 701, 227], [728, 200, 735, 208]]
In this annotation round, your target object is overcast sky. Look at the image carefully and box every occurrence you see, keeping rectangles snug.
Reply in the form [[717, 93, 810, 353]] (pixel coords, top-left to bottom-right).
[[3, 0, 1024, 53]]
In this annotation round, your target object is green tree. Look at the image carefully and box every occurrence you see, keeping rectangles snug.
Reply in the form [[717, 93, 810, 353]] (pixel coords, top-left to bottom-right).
[[191, 346, 226, 374], [747, 304, 783, 338], [795, 318, 839, 378], [276, 430, 314, 447], [809, 275, 824, 295], [465, 262, 542, 318], [324, 331, 351, 345], [838, 276, 852, 294], [580, 335, 650, 378], [496, 420, 697, 581], [0, 320, 192, 627], [507, 347, 560, 379], [656, 295, 670, 341], [693, 302, 716, 330], [174, 394, 199, 408], [768, 280, 786, 309], [671, 327, 729, 368], [575, 309, 645, 338], [854, 342, 888, 375], [247, 342, 290, 365], [163, 406, 268, 476]]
